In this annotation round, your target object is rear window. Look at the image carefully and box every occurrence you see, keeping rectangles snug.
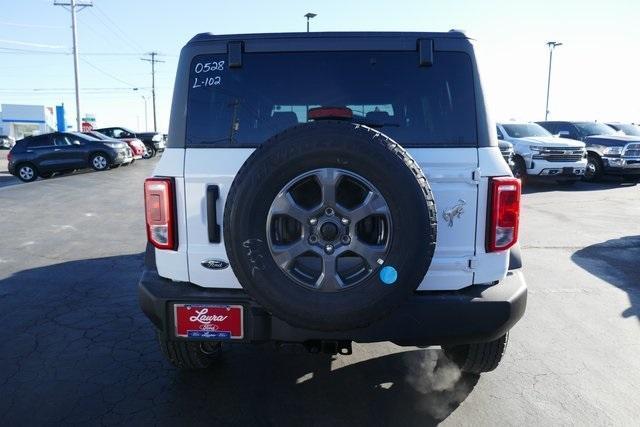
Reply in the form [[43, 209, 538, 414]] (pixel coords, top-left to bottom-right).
[[26, 136, 53, 148], [186, 51, 477, 147]]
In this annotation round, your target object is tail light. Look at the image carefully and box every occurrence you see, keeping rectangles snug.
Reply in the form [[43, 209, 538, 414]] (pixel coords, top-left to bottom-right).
[[487, 177, 521, 252], [7, 151, 12, 163], [144, 177, 177, 250]]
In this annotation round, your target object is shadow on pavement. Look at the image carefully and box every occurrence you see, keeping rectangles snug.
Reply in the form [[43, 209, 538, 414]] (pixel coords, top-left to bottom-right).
[[0, 166, 129, 189], [572, 236, 640, 321], [522, 177, 637, 194], [0, 254, 478, 425], [0, 174, 20, 189]]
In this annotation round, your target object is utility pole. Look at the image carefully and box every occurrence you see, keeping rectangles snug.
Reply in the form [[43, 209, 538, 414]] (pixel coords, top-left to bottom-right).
[[54, 0, 92, 131], [141, 52, 164, 132], [545, 41, 563, 121], [304, 13, 317, 32]]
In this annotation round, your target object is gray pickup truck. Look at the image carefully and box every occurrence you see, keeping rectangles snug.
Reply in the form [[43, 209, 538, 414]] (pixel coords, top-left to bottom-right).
[[537, 121, 640, 182]]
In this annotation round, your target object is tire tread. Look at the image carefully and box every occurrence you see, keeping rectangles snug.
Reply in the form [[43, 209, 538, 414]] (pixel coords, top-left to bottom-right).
[[444, 333, 508, 374]]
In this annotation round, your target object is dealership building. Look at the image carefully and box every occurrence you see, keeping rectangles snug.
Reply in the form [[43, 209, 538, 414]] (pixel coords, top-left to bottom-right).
[[0, 103, 67, 140]]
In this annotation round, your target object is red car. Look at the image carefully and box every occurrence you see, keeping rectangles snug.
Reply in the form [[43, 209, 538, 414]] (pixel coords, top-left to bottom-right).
[[83, 131, 145, 160]]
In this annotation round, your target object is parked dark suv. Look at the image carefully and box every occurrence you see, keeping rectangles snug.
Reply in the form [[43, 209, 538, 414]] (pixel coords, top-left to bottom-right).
[[95, 126, 166, 158], [537, 121, 640, 181], [8, 132, 132, 182]]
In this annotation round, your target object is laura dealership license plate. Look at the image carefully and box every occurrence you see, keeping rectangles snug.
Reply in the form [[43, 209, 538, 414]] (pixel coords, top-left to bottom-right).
[[174, 304, 244, 339]]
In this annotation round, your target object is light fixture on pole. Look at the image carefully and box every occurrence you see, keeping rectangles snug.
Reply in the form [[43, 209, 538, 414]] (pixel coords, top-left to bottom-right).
[[545, 41, 563, 121], [305, 13, 317, 32]]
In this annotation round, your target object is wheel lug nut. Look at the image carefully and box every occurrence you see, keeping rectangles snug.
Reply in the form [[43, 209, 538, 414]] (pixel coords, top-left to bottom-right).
[[325, 244, 334, 254], [341, 235, 351, 244], [309, 235, 318, 244], [309, 218, 318, 226], [325, 207, 334, 216], [341, 217, 350, 225]]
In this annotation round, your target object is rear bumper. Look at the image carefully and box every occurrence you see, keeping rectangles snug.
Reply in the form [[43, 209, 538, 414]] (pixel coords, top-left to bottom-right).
[[139, 267, 527, 347]]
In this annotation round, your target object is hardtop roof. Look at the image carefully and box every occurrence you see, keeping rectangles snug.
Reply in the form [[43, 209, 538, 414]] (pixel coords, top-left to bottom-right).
[[187, 30, 468, 45]]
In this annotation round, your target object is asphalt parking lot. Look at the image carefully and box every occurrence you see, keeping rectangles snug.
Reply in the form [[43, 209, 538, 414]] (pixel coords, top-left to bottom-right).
[[0, 150, 638, 426]]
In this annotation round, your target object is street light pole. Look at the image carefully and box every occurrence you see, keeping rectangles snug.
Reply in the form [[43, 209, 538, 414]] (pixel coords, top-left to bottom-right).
[[304, 13, 317, 32], [545, 41, 563, 121], [141, 95, 148, 131]]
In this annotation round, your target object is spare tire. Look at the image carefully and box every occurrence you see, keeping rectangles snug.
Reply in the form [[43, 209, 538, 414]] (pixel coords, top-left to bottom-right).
[[223, 121, 437, 331]]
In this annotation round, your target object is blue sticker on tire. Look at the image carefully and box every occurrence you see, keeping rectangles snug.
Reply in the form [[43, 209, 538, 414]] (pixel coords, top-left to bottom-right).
[[379, 266, 398, 285]]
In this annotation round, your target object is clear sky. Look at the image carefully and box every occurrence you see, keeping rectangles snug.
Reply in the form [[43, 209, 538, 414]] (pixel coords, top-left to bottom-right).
[[1, 0, 639, 132]]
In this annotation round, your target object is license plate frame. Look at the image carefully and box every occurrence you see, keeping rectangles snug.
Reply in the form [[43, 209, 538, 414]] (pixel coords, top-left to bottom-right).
[[173, 304, 244, 340]]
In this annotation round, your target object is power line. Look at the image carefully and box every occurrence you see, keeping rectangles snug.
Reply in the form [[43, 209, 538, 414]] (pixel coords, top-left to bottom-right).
[[0, 92, 152, 99], [0, 38, 65, 49], [80, 57, 139, 88], [91, 4, 146, 53], [0, 47, 167, 57], [141, 52, 164, 132], [75, 13, 126, 53], [0, 46, 175, 57], [0, 21, 66, 29], [0, 87, 150, 91], [82, 52, 156, 56], [0, 47, 67, 55], [83, 9, 138, 54]]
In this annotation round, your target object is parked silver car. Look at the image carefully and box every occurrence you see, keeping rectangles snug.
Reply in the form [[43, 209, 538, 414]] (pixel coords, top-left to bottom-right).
[[1, 135, 16, 149]]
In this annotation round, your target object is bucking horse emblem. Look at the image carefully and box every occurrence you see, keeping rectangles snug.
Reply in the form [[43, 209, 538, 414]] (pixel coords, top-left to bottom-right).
[[443, 199, 466, 227]]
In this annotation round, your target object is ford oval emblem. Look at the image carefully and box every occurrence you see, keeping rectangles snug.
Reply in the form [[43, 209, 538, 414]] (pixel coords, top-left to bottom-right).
[[201, 259, 229, 270]]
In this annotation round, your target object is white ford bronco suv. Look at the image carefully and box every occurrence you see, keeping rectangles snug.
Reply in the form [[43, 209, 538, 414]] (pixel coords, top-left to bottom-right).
[[140, 31, 527, 374]]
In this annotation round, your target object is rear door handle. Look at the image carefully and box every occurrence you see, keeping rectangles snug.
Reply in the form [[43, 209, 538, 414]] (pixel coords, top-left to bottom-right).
[[206, 185, 221, 243], [54, 148, 61, 151]]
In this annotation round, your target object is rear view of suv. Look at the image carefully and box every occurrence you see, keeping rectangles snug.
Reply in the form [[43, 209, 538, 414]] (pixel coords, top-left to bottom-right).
[[139, 31, 526, 374]]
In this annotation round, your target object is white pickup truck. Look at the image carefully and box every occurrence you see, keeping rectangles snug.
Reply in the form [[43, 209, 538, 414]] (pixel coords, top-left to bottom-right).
[[139, 31, 527, 374], [496, 122, 586, 184]]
